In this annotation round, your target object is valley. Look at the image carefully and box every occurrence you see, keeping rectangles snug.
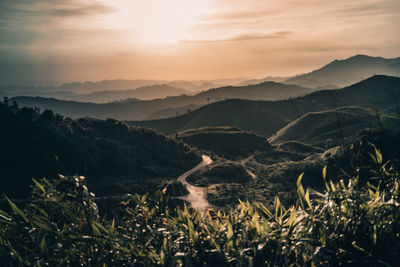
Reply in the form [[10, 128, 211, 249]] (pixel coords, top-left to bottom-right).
[[1, 60, 400, 266]]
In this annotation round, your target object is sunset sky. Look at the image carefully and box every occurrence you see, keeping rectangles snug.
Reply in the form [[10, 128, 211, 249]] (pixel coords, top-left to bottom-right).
[[0, 0, 399, 85]]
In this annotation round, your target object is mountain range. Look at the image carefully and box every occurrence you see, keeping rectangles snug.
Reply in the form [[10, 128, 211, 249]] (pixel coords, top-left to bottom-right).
[[9, 82, 312, 120], [285, 54, 400, 88], [128, 75, 400, 139], [1, 55, 399, 105]]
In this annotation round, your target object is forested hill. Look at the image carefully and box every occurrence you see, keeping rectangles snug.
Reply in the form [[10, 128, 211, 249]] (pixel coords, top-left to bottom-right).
[[128, 75, 400, 137], [0, 102, 201, 198]]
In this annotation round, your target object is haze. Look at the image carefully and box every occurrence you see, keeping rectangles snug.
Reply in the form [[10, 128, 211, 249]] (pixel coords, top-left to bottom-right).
[[0, 0, 399, 86]]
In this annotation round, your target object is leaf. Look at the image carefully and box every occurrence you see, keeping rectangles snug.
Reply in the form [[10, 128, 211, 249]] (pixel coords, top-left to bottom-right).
[[322, 165, 327, 180], [275, 196, 281, 219], [322, 166, 330, 192], [374, 146, 383, 164], [110, 218, 115, 233], [32, 178, 45, 194], [33, 206, 49, 218], [92, 223, 101, 236], [305, 189, 312, 209], [369, 152, 377, 164], [35, 221, 52, 232], [297, 173, 306, 209], [4, 195, 28, 223], [163, 237, 168, 251], [257, 203, 273, 219], [297, 173, 305, 196], [93, 221, 109, 234], [0, 209, 12, 222], [227, 222, 234, 240], [40, 237, 47, 254]]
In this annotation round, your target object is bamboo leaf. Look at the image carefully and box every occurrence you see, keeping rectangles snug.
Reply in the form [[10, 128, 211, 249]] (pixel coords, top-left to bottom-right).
[[374, 146, 383, 164], [227, 222, 233, 240], [93, 221, 109, 234], [32, 178, 45, 194], [4, 195, 28, 223], [305, 189, 312, 209], [92, 223, 101, 236], [40, 237, 47, 254]]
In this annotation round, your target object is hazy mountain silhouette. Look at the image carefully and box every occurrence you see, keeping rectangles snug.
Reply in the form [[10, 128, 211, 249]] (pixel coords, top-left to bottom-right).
[[285, 55, 400, 88], [10, 82, 312, 120], [0, 78, 243, 100], [235, 76, 289, 86], [128, 75, 400, 137], [2, 84, 190, 103]]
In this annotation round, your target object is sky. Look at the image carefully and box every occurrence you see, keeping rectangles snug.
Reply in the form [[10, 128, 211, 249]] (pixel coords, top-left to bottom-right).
[[0, 0, 399, 86]]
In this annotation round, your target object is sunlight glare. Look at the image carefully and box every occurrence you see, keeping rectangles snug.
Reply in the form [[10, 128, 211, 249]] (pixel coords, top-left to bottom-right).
[[107, 0, 204, 45]]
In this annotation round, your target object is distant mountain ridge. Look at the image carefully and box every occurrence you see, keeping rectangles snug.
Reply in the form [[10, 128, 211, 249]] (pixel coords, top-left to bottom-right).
[[285, 55, 400, 88], [0, 78, 246, 97], [128, 75, 400, 137], [10, 81, 312, 120], [2, 84, 190, 103]]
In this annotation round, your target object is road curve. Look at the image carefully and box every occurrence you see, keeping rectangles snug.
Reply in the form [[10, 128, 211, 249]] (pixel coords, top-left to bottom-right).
[[177, 155, 212, 211]]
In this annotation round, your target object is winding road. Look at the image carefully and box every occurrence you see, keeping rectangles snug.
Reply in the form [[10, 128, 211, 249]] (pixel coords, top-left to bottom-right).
[[239, 154, 258, 180], [177, 155, 212, 211]]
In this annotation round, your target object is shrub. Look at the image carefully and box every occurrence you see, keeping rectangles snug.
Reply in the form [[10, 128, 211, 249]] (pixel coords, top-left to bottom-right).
[[1, 147, 399, 266]]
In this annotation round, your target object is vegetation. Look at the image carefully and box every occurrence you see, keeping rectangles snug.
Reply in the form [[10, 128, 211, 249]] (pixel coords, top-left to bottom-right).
[[1, 145, 400, 266], [187, 161, 252, 187], [177, 127, 272, 160], [269, 106, 400, 147], [129, 75, 400, 137], [0, 102, 201, 198], [9, 81, 311, 121]]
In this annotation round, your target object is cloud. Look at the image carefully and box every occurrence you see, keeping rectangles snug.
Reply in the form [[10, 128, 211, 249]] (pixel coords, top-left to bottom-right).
[[0, 0, 116, 46], [0, 0, 116, 27], [181, 31, 293, 43]]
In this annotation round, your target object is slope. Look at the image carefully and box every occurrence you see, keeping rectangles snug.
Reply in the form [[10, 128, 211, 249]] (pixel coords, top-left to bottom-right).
[[269, 107, 400, 146], [128, 75, 400, 137], [176, 126, 273, 159], [285, 55, 400, 88], [0, 102, 201, 198], [10, 81, 312, 120]]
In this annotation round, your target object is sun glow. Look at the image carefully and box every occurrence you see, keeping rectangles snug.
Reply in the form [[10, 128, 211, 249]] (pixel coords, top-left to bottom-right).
[[107, 0, 204, 45]]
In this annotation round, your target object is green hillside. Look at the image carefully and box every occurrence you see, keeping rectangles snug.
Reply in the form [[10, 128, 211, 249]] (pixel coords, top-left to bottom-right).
[[129, 75, 400, 137], [176, 126, 272, 159], [269, 106, 400, 146], [0, 102, 201, 198]]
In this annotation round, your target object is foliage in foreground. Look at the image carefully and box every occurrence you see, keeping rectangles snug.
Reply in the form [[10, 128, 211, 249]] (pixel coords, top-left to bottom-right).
[[1, 148, 400, 266]]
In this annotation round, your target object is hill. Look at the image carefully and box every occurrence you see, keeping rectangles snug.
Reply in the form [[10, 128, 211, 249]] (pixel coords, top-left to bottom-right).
[[0, 102, 201, 198], [128, 75, 400, 137], [196, 81, 311, 101], [10, 81, 312, 120], [0, 78, 240, 97], [285, 55, 400, 88], [176, 126, 272, 159], [269, 107, 400, 146], [3, 84, 190, 103]]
